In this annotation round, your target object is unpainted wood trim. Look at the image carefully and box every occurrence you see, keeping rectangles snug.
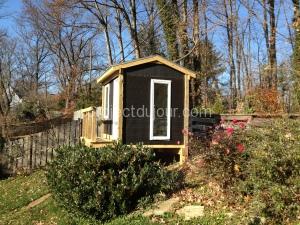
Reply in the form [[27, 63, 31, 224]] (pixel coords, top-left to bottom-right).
[[96, 67, 115, 83], [101, 133, 113, 141], [81, 137, 92, 147], [132, 144, 185, 149], [91, 110, 97, 142], [97, 55, 196, 84], [182, 74, 190, 163], [83, 140, 186, 165], [118, 71, 124, 142], [81, 106, 95, 113], [99, 70, 120, 85]]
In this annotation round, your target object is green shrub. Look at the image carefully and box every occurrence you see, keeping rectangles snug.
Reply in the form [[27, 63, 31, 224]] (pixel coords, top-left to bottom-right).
[[192, 119, 300, 224], [239, 119, 300, 224], [46, 143, 181, 221]]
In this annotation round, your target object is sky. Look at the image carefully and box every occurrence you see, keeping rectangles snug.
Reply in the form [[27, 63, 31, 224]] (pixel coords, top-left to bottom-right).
[[0, 0, 295, 86], [0, 0, 22, 36]]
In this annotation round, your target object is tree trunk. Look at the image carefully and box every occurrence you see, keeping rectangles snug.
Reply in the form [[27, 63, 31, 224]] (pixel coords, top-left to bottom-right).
[[156, 0, 179, 60], [292, 0, 300, 104], [129, 0, 140, 58], [178, 0, 188, 66], [190, 0, 200, 108], [268, 0, 277, 88], [233, 0, 241, 99], [203, 0, 209, 106], [262, 0, 270, 87], [115, 9, 125, 61], [104, 24, 113, 65], [224, 0, 236, 110]]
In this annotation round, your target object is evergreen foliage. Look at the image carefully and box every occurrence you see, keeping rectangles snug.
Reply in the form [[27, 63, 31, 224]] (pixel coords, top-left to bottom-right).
[[47, 143, 181, 221]]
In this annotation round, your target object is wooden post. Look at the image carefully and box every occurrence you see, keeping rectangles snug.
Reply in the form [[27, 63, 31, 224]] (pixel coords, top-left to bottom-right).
[[51, 129, 54, 160], [57, 126, 60, 146], [39, 133, 42, 167], [118, 71, 124, 142], [75, 120, 78, 144], [82, 112, 86, 138], [33, 135, 37, 169], [29, 136, 33, 171], [91, 109, 97, 142], [68, 121, 71, 146], [181, 75, 190, 164], [87, 112, 91, 140], [21, 138, 24, 169], [45, 131, 48, 164], [63, 123, 66, 145]]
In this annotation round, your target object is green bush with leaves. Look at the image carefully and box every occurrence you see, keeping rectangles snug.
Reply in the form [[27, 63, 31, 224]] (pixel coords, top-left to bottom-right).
[[193, 119, 300, 224], [239, 119, 300, 224], [46, 143, 181, 221]]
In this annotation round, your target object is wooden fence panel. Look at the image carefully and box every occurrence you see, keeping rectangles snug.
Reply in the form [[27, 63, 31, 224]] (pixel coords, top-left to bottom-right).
[[2, 120, 82, 175]]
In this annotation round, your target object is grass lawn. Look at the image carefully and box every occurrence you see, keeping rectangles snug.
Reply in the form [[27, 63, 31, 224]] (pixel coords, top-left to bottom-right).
[[0, 170, 228, 225], [0, 170, 49, 216]]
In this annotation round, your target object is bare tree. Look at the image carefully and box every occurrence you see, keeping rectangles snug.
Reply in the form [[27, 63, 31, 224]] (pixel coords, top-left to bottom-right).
[[223, 0, 237, 110], [292, 0, 300, 105], [23, 0, 95, 109], [16, 18, 50, 96], [178, 0, 188, 66], [113, 8, 125, 61], [268, 0, 277, 88], [77, 0, 114, 65], [109, 0, 141, 59], [0, 36, 17, 135], [191, 0, 200, 108], [138, 0, 162, 57]]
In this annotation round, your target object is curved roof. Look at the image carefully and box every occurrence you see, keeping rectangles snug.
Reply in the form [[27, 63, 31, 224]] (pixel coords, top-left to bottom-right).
[[97, 55, 197, 83]]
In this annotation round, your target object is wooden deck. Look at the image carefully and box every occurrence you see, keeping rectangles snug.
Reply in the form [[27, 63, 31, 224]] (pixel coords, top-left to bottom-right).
[[81, 137, 113, 148]]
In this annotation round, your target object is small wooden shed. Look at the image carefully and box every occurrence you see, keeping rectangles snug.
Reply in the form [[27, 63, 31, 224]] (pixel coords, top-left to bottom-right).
[[80, 55, 196, 163]]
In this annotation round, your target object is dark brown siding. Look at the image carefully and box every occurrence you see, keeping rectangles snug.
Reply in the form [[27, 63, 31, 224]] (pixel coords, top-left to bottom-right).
[[123, 63, 184, 145]]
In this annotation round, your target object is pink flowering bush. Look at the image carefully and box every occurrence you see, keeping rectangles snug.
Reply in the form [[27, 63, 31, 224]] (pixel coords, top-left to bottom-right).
[[190, 118, 249, 188]]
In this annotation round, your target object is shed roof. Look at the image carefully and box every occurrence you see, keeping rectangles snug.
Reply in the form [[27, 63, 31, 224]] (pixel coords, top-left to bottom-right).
[[97, 55, 197, 83]]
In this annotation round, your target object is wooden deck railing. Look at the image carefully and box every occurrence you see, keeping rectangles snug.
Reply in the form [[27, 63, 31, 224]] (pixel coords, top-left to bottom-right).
[[81, 107, 97, 144]]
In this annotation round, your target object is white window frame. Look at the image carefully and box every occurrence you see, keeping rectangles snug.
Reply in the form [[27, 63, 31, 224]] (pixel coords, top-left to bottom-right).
[[103, 84, 110, 120], [150, 79, 171, 140]]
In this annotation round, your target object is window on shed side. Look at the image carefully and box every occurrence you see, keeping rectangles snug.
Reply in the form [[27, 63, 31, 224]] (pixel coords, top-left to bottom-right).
[[150, 79, 171, 140], [103, 84, 110, 119]]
